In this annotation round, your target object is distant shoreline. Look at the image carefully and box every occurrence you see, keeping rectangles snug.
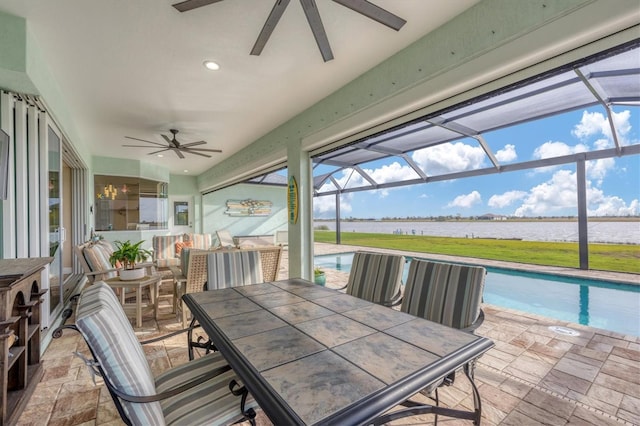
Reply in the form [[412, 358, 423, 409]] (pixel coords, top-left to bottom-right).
[[315, 217, 640, 222]]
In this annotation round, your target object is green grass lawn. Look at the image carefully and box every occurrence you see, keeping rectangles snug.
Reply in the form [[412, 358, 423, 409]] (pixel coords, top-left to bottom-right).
[[314, 231, 640, 274]]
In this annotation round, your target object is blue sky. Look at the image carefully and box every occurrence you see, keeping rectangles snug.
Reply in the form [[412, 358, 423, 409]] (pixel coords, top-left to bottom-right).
[[313, 106, 639, 219]]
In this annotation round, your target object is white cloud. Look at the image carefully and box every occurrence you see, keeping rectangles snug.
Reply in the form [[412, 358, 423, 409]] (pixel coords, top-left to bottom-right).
[[488, 190, 527, 208], [313, 193, 353, 216], [446, 191, 482, 209], [533, 140, 588, 159], [513, 169, 640, 216], [364, 162, 418, 183], [572, 110, 632, 144], [495, 144, 517, 162], [412, 142, 486, 175]]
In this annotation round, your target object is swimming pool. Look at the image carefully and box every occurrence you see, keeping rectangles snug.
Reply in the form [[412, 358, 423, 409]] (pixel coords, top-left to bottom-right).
[[314, 252, 640, 336]]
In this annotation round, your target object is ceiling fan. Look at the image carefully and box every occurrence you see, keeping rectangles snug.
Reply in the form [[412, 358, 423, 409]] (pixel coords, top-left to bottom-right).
[[171, 0, 406, 62], [123, 129, 222, 159]]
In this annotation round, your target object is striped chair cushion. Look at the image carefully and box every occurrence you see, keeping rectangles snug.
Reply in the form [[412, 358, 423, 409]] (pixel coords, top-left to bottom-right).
[[401, 259, 486, 330], [206, 250, 264, 290], [346, 251, 405, 305], [186, 233, 213, 250], [158, 353, 257, 426], [82, 244, 117, 279], [153, 235, 182, 268], [76, 282, 163, 425]]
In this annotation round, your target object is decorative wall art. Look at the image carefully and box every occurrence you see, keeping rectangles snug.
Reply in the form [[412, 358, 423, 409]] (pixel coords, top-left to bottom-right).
[[225, 199, 272, 217]]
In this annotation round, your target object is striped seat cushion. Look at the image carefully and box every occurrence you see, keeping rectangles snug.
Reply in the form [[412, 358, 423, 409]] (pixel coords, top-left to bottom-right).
[[158, 353, 257, 426], [401, 260, 486, 329], [346, 251, 405, 305], [76, 282, 164, 424], [82, 244, 117, 279], [206, 250, 263, 290]]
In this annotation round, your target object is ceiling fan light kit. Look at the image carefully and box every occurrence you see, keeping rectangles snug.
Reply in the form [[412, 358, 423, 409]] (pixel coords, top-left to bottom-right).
[[172, 0, 406, 62], [122, 129, 222, 159]]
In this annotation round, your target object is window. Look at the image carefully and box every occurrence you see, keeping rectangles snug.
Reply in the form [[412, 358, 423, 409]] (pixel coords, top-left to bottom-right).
[[94, 175, 168, 231]]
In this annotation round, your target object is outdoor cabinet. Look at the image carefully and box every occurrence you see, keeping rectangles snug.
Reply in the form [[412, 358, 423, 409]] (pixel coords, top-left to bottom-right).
[[0, 258, 51, 426]]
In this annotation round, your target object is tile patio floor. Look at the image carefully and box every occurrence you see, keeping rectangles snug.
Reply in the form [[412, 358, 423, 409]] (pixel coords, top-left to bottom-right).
[[16, 243, 640, 426]]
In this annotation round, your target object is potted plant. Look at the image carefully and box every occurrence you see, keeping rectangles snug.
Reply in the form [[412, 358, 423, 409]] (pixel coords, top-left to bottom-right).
[[313, 267, 326, 286], [109, 240, 152, 281]]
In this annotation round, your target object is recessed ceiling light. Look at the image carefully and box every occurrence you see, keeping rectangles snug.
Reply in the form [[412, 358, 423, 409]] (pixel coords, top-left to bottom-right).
[[157, 154, 164, 158], [183, 169, 189, 173], [203, 60, 220, 71]]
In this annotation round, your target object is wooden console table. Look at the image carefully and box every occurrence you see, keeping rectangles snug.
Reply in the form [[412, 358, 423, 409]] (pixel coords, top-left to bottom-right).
[[0, 257, 52, 426]]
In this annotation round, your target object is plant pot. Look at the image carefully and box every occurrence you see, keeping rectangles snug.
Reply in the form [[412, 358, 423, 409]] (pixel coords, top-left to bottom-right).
[[119, 268, 145, 281], [314, 273, 326, 286]]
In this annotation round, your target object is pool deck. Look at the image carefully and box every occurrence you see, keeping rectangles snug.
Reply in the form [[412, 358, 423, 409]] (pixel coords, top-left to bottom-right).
[[17, 243, 640, 425]]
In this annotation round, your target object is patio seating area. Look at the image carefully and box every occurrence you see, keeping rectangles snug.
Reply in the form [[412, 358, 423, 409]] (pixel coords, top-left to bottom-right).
[[16, 243, 639, 426]]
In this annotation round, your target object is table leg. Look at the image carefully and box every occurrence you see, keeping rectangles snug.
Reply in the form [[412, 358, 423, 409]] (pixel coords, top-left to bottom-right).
[[152, 279, 159, 321], [136, 286, 142, 328]]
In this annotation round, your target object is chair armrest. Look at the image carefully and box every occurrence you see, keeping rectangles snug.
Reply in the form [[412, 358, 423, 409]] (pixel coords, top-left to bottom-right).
[[85, 268, 119, 277], [461, 309, 485, 333]]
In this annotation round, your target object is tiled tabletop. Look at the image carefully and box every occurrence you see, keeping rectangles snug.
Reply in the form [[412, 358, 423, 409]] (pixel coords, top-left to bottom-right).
[[184, 278, 494, 425]]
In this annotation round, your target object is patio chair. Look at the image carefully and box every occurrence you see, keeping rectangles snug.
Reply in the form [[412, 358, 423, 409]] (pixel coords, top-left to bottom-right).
[[399, 258, 486, 424], [205, 249, 264, 290], [401, 259, 486, 331], [215, 229, 237, 249], [173, 250, 210, 328], [188, 250, 264, 359], [339, 251, 405, 306], [54, 281, 257, 426]]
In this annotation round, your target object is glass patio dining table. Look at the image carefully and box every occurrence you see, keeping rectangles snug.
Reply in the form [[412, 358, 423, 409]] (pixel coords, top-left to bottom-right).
[[183, 278, 495, 425]]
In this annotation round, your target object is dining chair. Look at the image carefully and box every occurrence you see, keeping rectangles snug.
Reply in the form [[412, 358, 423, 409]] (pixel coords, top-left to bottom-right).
[[401, 258, 486, 331], [340, 251, 406, 306], [205, 249, 264, 290], [55, 281, 258, 426], [188, 249, 265, 359], [399, 258, 486, 424]]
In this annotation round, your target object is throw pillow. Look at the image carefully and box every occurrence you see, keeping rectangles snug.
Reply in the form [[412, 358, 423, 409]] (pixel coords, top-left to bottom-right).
[[175, 240, 193, 257]]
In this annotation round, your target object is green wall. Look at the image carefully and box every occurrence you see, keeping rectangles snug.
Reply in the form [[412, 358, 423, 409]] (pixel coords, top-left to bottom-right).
[[203, 183, 287, 242]]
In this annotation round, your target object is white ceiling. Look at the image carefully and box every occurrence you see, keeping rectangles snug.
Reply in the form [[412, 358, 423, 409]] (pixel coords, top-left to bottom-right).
[[0, 0, 478, 175]]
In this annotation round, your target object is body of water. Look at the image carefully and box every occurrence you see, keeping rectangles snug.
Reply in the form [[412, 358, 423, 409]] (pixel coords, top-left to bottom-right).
[[315, 220, 639, 244], [314, 252, 640, 336]]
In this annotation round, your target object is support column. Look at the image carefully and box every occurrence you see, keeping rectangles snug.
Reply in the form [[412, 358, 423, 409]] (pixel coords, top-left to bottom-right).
[[335, 192, 341, 244], [576, 158, 588, 270], [287, 141, 313, 280]]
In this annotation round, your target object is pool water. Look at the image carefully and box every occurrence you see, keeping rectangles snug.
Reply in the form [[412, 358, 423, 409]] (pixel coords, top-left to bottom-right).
[[314, 252, 640, 336]]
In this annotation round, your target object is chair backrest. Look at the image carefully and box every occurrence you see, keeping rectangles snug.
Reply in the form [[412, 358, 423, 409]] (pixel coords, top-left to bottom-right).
[[206, 250, 264, 290], [184, 251, 210, 294], [401, 259, 486, 330], [216, 229, 236, 249], [254, 246, 282, 281], [75, 282, 164, 425], [75, 240, 118, 282], [345, 251, 405, 305]]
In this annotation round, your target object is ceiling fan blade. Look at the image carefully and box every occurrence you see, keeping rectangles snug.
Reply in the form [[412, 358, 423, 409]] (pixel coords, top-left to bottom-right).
[[332, 0, 406, 31], [124, 136, 167, 147], [180, 141, 207, 148], [122, 144, 168, 148], [251, 0, 291, 56], [182, 149, 212, 158], [299, 0, 333, 62], [161, 134, 173, 144], [172, 0, 224, 13], [147, 148, 171, 155], [172, 148, 185, 159], [183, 147, 223, 153]]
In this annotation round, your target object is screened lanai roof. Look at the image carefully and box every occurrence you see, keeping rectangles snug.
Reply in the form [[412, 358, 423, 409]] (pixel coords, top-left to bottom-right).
[[308, 41, 640, 195]]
